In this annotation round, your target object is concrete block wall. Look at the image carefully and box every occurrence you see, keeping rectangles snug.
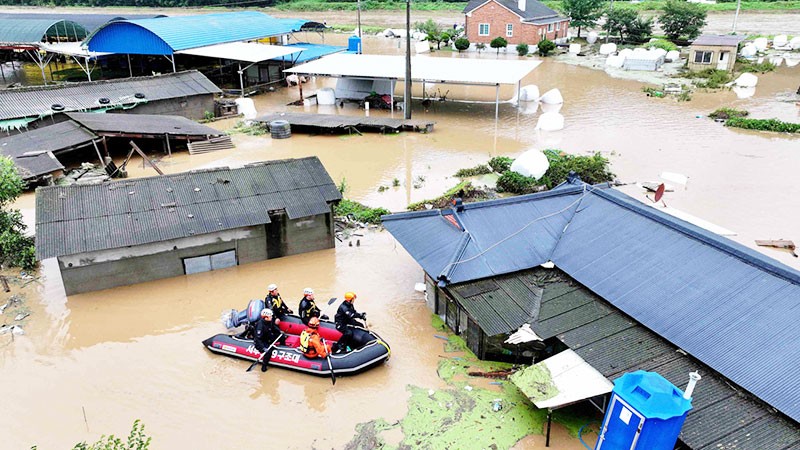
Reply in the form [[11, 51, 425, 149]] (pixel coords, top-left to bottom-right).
[[266, 211, 335, 258]]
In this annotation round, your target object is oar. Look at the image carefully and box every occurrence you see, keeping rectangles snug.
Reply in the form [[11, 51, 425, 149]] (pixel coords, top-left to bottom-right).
[[319, 297, 338, 320], [323, 338, 336, 385], [246, 333, 284, 372]]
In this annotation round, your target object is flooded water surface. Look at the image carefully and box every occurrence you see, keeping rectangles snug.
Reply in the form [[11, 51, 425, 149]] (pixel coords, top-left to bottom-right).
[[2, 24, 800, 449]]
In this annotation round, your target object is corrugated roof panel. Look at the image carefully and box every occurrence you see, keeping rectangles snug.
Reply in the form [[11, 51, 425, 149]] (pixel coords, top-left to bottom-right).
[[152, 207, 183, 241], [169, 175, 194, 207], [185, 171, 219, 204], [0, 18, 88, 43], [221, 198, 269, 227], [82, 216, 111, 253], [703, 415, 800, 450], [35, 187, 61, 223], [191, 201, 228, 234], [295, 187, 332, 217], [0, 120, 93, 179], [59, 185, 84, 222], [229, 168, 257, 198], [35, 221, 63, 259], [129, 211, 160, 245], [147, 176, 177, 208], [67, 112, 223, 137], [538, 300, 612, 340], [206, 169, 240, 200], [680, 396, 768, 447], [79, 184, 110, 219], [459, 293, 512, 336], [283, 158, 316, 189], [127, 182, 155, 213], [257, 192, 285, 213], [102, 184, 131, 216], [176, 205, 211, 237], [317, 183, 343, 203], [265, 162, 298, 193], [61, 219, 86, 255], [572, 327, 675, 376], [254, 164, 282, 194]]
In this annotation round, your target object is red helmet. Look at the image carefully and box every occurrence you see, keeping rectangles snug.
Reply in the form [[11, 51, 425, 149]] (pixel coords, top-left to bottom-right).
[[309, 317, 320, 329]]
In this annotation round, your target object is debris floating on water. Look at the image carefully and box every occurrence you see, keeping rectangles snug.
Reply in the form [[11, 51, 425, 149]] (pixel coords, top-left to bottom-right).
[[14, 312, 30, 321], [434, 334, 449, 340]]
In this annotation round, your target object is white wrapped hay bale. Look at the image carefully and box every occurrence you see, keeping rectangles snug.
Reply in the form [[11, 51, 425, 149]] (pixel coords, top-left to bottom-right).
[[235, 98, 257, 120], [618, 48, 634, 58], [519, 101, 540, 115], [535, 112, 565, 131], [651, 48, 668, 58], [790, 36, 800, 50], [540, 102, 562, 113], [510, 150, 550, 179], [735, 73, 758, 87], [605, 54, 625, 68], [540, 88, 563, 104], [753, 37, 768, 51], [587, 31, 598, 44], [316, 88, 336, 105], [769, 56, 783, 67], [774, 35, 788, 48], [518, 85, 540, 102], [784, 56, 800, 67], [599, 43, 617, 55], [666, 50, 681, 62], [740, 44, 757, 57], [569, 43, 581, 54], [733, 86, 756, 99]]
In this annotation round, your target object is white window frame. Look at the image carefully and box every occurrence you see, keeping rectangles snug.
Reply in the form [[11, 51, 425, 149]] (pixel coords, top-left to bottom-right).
[[479, 23, 490, 36], [506, 24, 513, 37], [556, 22, 560, 31], [547, 23, 553, 32], [694, 50, 713, 64]]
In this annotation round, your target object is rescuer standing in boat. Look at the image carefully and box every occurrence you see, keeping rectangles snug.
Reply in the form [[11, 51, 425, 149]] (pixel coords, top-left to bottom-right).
[[333, 292, 366, 354], [254, 308, 283, 372], [299, 317, 328, 359], [266, 283, 292, 319], [298, 288, 321, 325]]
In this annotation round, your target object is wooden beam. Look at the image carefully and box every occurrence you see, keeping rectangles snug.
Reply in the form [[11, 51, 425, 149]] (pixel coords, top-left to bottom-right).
[[129, 141, 164, 176]]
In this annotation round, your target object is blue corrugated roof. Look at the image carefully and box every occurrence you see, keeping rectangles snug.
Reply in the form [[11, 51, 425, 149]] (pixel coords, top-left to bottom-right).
[[383, 180, 800, 424], [86, 12, 317, 55], [274, 43, 348, 64]]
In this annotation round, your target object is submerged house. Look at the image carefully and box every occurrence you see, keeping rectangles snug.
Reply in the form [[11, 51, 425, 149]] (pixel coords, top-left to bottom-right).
[[463, 0, 569, 47], [688, 34, 743, 72], [383, 178, 800, 449], [35, 157, 341, 295]]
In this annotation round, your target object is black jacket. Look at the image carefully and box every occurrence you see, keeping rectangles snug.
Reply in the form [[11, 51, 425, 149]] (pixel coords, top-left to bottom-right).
[[298, 297, 320, 325], [335, 301, 364, 330], [267, 293, 292, 317], [253, 318, 282, 353]]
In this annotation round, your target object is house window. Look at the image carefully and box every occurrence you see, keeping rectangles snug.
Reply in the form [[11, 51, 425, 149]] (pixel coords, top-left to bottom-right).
[[547, 23, 553, 32], [479, 23, 490, 36], [506, 24, 513, 37], [183, 249, 237, 275], [556, 22, 560, 31], [694, 50, 713, 64]]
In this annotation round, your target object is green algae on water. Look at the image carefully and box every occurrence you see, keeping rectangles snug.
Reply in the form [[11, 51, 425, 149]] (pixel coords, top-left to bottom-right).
[[509, 363, 559, 403]]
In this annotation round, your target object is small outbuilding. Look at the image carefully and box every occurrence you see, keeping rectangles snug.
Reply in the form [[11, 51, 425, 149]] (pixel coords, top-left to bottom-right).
[[35, 156, 342, 295], [688, 34, 743, 72]]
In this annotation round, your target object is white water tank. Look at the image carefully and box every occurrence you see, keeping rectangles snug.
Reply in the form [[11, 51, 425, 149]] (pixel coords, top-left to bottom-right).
[[790, 36, 800, 50], [569, 43, 581, 54], [540, 88, 563, 104], [599, 43, 617, 55], [735, 72, 758, 87], [535, 112, 565, 131], [510, 150, 550, 179], [753, 37, 768, 51], [317, 88, 336, 105], [666, 50, 681, 62], [606, 54, 625, 68], [773, 34, 788, 47], [518, 85, 540, 102], [587, 31, 598, 44]]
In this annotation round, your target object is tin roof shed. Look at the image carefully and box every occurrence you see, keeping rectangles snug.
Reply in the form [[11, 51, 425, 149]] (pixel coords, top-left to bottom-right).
[[0, 18, 88, 45]]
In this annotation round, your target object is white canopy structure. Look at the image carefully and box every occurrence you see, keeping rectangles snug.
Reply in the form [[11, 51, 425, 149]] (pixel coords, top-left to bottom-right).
[[178, 42, 303, 97], [285, 53, 541, 117], [37, 42, 112, 82]]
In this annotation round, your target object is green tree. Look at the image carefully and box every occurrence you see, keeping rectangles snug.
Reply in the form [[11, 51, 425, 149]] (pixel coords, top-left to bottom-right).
[[626, 16, 654, 44], [560, 0, 606, 38], [658, 0, 707, 41], [454, 37, 471, 52], [490, 37, 508, 55], [516, 43, 529, 56], [538, 39, 556, 56], [0, 157, 35, 270], [605, 8, 637, 42], [414, 19, 441, 37]]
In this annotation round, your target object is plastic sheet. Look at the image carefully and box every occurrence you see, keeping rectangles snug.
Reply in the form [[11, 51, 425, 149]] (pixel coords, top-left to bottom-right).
[[510, 149, 550, 179]]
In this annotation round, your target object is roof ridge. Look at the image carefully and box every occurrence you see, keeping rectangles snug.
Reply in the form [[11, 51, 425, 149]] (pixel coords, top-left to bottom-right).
[[0, 70, 201, 94]]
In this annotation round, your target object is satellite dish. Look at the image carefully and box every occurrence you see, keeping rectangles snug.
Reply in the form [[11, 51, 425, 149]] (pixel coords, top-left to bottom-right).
[[654, 183, 666, 203]]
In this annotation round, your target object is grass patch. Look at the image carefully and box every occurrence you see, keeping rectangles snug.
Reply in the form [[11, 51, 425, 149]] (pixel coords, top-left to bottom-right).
[[328, 23, 384, 34], [335, 199, 390, 224], [725, 117, 800, 133], [685, 68, 732, 89], [407, 181, 490, 211], [228, 121, 267, 136], [737, 60, 777, 73], [488, 156, 514, 173], [709, 107, 749, 120], [643, 38, 678, 52], [454, 164, 492, 178]]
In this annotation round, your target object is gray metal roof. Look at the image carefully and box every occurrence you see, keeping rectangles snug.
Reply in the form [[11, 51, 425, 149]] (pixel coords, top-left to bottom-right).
[[0, 13, 166, 34], [692, 34, 745, 47], [0, 70, 220, 122], [451, 272, 543, 336], [463, 0, 562, 21], [384, 180, 800, 426], [0, 121, 95, 179], [66, 112, 223, 137], [35, 156, 341, 259], [0, 18, 88, 44]]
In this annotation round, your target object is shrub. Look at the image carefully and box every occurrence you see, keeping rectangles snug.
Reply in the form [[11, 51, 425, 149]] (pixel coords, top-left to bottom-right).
[[490, 37, 508, 55], [516, 43, 529, 56], [454, 164, 492, 177], [496, 171, 539, 194], [538, 39, 556, 56], [725, 118, 800, 133], [476, 43, 486, 53], [71, 420, 151, 450], [709, 108, 748, 120], [454, 37, 470, 52], [646, 38, 678, 52], [687, 68, 731, 88], [334, 199, 391, 224], [539, 150, 615, 189], [658, 0, 708, 41], [738, 60, 776, 73], [0, 157, 35, 270], [488, 156, 514, 173]]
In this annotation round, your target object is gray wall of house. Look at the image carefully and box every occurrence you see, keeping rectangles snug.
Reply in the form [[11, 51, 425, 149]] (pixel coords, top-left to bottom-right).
[[267, 211, 335, 259], [110, 95, 216, 121]]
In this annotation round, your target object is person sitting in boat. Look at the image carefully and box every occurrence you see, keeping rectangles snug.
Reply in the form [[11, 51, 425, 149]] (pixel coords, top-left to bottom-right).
[[266, 283, 292, 319], [299, 317, 328, 359], [298, 288, 321, 325], [254, 308, 284, 372], [332, 292, 366, 354]]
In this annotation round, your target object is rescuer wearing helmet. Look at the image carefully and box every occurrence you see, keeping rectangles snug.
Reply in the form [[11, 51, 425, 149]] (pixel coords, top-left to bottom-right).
[[265, 283, 292, 319], [254, 308, 284, 372], [333, 292, 366, 354], [299, 317, 328, 359], [298, 288, 321, 325]]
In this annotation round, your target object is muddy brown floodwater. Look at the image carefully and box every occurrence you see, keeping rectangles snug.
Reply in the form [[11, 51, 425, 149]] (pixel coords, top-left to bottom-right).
[[2, 26, 800, 450]]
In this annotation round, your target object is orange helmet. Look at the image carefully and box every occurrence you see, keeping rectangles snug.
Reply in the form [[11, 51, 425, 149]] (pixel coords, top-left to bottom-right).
[[344, 292, 357, 302], [309, 317, 320, 328]]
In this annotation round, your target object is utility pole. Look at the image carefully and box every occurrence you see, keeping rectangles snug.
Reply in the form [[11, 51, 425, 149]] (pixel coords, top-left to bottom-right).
[[732, 0, 741, 33], [404, 0, 412, 119], [357, 0, 363, 39]]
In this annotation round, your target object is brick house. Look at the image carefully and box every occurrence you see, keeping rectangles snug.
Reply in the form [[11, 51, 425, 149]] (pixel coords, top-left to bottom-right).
[[463, 0, 569, 47]]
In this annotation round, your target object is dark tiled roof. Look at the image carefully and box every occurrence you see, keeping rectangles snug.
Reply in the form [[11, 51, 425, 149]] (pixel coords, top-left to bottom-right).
[[0, 121, 95, 179], [34, 156, 341, 259], [460, 268, 800, 450], [463, 0, 561, 21], [66, 112, 224, 137], [692, 34, 745, 47], [0, 71, 220, 122]]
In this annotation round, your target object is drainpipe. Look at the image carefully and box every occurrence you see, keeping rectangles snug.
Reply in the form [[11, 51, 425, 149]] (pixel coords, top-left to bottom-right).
[[683, 372, 701, 399]]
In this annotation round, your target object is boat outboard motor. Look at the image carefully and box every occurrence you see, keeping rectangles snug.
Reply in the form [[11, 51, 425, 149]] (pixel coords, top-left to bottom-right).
[[222, 299, 266, 329]]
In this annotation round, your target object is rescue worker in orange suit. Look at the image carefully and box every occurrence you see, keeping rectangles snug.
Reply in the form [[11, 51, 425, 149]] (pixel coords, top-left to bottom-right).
[[254, 308, 284, 372], [299, 317, 328, 359], [266, 283, 292, 319], [332, 292, 365, 354], [298, 288, 321, 325]]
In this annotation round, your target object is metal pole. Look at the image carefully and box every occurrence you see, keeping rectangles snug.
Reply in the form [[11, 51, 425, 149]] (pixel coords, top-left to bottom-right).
[[238, 63, 245, 98], [357, 0, 362, 39], [170, 54, 176, 73], [495, 84, 500, 120], [127, 54, 133, 77], [86, 57, 92, 82], [545, 410, 552, 447], [516, 81, 521, 106], [733, 0, 741, 32], [404, 0, 412, 120]]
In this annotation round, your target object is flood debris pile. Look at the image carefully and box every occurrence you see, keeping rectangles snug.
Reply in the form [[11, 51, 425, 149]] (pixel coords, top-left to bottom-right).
[[334, 199, 389, 244], [407, 181, 493, 212], [0, 272, 35, 343], [56, 163, 111, 186]]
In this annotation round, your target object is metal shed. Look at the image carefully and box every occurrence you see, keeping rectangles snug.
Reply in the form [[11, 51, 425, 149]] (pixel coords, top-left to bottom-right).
[[0, 18, 88, 46]]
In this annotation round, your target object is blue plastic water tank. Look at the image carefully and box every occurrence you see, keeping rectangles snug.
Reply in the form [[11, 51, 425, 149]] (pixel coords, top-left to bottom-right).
[[595, 371, 693, 450], [348, 35, 362, 53]]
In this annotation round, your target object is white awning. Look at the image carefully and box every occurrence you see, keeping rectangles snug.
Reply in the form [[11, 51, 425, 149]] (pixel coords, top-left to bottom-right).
[[511, 349, 613, 410], [284, 53, 540, 86], [38, 42, 111, 59], [177, 42, 301, 63]]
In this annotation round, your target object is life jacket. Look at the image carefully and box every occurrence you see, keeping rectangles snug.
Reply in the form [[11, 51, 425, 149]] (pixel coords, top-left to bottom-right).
[[299, 329, 312, 353], [271, 294, 284, 310]]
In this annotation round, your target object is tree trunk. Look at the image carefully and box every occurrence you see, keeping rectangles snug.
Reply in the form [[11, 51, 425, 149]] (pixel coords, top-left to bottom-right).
[[578, 26, 582, 38]]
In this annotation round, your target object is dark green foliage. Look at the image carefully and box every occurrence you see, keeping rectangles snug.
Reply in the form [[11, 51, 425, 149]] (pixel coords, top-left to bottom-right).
[[560, 0, 606, 37], [488, 156, 513, 173], [538, 39, 556, 56], [709, 108, 748, 120], [606, 8, 637, 41], [71, 420, 151, 450], [496, 171, 539, 194], [725, 118, 800, 133], [0, 157, 35, 271], [454, 164, 492, 177], [407, 181, 489, 211], [686, 68, 731, 88], [335, 199, 391, 224], [658, 0, 708, 41], [737, 60, 776, 73], [539, 150, 615, 189], [626, 16, 654, 43], [606, 9, 652, 43], [454, 37, 471, 52], [516, 43, 529, 56], [490, 37, 508, 54]]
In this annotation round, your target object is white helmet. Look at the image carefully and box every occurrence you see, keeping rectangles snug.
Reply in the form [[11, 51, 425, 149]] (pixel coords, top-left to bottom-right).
[[260, 308, 273, 318], [303, 288, 314, 295], [267, 284, 278, 291]]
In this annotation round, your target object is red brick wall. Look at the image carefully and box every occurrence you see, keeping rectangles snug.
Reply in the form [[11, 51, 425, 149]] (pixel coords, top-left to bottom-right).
[[464, 0, 569, 46]]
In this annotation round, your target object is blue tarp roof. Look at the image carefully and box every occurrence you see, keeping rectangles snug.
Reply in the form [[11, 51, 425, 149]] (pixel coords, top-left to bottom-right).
[[274, 43, 348, 64], [85, 12, 319, 55], [383, 179, 800, 424]]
